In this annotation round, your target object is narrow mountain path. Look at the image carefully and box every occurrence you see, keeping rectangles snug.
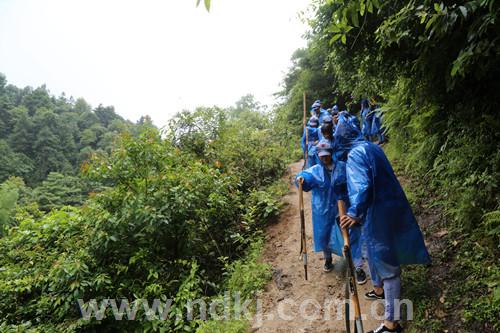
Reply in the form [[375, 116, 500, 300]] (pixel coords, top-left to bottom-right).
[[251, 160, 380, 333]]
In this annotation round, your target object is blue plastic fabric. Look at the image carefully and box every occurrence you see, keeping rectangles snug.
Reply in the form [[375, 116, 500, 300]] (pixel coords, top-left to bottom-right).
[[330, 160, 363, 263], [296, 162, 343, 255], [333, 112, 364, 152], [335, 118, 431, 280], [370, 109, 385, 142], [311, 108, 330, 126], [347, 113, 361, 130], [361, 107, 373, 137], [323, 115, 333, 124], [371, 113, 381, 135], [301, 127, 319, 167]]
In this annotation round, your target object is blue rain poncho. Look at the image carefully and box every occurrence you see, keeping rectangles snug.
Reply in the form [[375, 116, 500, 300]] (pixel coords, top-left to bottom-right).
[[301, 126, 320, 168], [334, 112, 365, 151], [370, 108, 385, 142], [330, 159, 363, 263], [334, 115, 431, 280], [296, 152, 344, 255], [346, 112, 361, 130], [360, 99, 373, 137], [311, 104, 330, 125]]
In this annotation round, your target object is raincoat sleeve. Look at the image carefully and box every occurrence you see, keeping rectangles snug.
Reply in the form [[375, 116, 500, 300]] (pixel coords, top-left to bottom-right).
[[295, 166, 323, 192], [346, 148, 372, 222]]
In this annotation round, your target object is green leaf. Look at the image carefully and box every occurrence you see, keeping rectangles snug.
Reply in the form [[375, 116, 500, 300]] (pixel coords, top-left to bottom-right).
[[360, 2, 365, 16], [367, 1, 374, 13], [351, 10, 359, 27], [459, 6, 467, 18], [434, 3, 441, 13], [425, 15, 437, 30], [420, 12, 427, 24], [204, 0, 210, 11], [332, 34, 342, 42], [328, 24, 341, 33], [341, 34, 347, 44]]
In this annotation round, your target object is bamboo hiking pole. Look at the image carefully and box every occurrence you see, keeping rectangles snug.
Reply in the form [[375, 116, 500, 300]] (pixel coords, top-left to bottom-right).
[[302, 92, 308, 170], [298, 181, 308, 280], [338, 200, 364, 333]]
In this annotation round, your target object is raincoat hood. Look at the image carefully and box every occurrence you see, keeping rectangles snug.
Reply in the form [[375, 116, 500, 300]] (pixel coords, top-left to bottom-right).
[[334, 112, 364, 152]]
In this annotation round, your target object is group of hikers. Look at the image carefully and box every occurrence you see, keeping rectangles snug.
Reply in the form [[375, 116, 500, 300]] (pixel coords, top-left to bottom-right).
[[296, 99, 431, 333]]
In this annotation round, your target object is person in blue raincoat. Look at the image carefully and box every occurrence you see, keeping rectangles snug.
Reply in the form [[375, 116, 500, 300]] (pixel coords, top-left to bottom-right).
[[318, 115, 334, 141], [295, 140, 366, 277], [311, 100, 330, 124], [360, 99, 373, 140], [335, 109, 360, 131], [320, 122, 334, 145], [301, 116, 320, 168], [331, 104, 339, 116], [296, 141, 342, 272], [335, 113, 431, 333], [331, 156, 367, 284]]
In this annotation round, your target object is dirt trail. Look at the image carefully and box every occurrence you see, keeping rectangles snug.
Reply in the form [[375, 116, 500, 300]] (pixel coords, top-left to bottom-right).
[[251, 161, 381, 333]]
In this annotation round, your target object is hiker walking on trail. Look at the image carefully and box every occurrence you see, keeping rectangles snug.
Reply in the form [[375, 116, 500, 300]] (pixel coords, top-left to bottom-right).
[[311, 100, 330, 124], [318, 115, 334, 142], [320, 123, 334, 145], [301, 116, 320, 168], [331, 104, 339, 116], [296, 141, 365, 278], [331, 157, 367, 284], [296, 141, 342, 272], [334, 113, 431, 333]]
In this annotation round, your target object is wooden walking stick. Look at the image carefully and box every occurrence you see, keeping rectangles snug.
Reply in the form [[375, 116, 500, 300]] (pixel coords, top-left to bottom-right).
[[338, 200, 364, 333], [302, 92, 309, 170], [298, 179, 308, 280]]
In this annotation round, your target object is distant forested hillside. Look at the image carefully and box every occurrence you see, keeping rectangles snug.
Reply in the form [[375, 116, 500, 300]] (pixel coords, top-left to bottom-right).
[[0, 73, 152, 186]]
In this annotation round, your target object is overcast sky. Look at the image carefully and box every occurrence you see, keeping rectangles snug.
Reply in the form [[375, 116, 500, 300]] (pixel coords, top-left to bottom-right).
[[0, 0, 310, 127]]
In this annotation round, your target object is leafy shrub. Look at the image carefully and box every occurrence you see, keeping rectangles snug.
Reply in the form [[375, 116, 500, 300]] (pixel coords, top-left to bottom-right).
[[0, 105, 288, 331], [196, 239, 270, 333]]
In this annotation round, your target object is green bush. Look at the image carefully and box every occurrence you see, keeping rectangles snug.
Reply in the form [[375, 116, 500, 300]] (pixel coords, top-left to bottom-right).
[[0, 103, 288, 331], [196, 239, 270, 333]]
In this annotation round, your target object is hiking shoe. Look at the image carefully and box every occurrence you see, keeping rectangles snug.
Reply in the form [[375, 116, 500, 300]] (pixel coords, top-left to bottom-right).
[[323, 260, 334, 272], [368, 323, 403, 333], [365, 289, 384, 300], [356, 267, 367, 285]]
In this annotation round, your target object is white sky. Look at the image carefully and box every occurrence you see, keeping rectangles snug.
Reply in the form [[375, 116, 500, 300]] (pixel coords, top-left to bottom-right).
[[0, 0, 310, 127]]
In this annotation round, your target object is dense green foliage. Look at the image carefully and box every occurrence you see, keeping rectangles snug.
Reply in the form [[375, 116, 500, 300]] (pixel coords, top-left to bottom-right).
[[278, 0, 499, 331], [0, 73, 142, 186], [0, 73, 152, 230], [196, 239, 271, 333], [0, 92, 289, 331]]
